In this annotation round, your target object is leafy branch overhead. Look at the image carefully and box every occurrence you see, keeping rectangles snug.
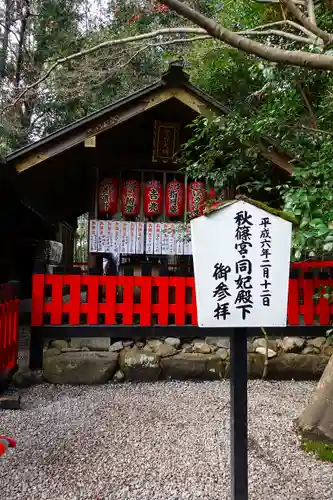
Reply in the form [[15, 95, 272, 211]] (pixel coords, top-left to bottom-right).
[[2, 0, 333, 118]]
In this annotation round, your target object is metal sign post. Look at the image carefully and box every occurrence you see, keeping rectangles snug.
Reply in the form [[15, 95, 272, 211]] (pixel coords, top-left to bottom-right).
[[230, 327, 248, 500], [191, 198, 292, 500]]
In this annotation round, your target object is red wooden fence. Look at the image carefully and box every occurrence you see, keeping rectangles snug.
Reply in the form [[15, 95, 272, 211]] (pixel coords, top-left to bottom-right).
[[31, 263, 333, 327], [0, 284, 19, 376], [31, 274, 197, 327]]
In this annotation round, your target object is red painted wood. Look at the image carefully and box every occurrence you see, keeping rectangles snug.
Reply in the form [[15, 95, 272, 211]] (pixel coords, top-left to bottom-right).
[[100, 276, 117, 325], [0, 290, 19, 375], [81, 276, 99, 324], [31, 274, 45, 326], [45, 275, 63, 325], [118, 277, 134, 325], [170, 277, 186, 325], [315, 277, 330, 325], [287, 278, 299, 325], [302, 277, 315, 325], [153, 277, 169, 325], [135, 276, 152, 326], [31, 269, 333, 327], [63, 275, 81, 325], [186, 278, 198, 326], [292, 261, 333, 270]]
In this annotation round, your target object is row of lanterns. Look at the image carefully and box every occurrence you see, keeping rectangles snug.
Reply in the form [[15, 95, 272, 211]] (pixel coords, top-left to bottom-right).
[[99, 178, 213, 218]]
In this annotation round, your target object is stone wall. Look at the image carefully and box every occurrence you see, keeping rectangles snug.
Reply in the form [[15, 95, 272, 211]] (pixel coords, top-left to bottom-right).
[[26, 335, 333, 385]]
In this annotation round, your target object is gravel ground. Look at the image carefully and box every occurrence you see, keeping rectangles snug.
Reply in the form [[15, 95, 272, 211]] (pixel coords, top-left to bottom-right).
[[0, 380, 332, 500]]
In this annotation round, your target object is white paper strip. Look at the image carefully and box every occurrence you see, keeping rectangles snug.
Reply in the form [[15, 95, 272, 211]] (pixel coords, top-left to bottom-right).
[[154, 222, 162, 254], [128, 221, 137, 254], [175, 223, 184, 256], [161, 223, 169, 255], [168, 223, 176, 255], [97, 220, 108, 253], [183, 224, 192, 255], [105, 220, 112, 253], [111, 221, 120, 253], [120, 221, 129, 254], [89, 219, 98, 252], [145, 222, 155, 254], [136, 222, 145, 254]]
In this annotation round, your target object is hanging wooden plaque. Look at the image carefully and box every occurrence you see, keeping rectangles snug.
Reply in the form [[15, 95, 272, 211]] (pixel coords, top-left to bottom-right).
[[152, 121, 180, 163]]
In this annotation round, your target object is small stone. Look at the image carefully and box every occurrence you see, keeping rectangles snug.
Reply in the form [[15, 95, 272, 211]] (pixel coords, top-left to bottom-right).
[[154, 343, 177, 358], [113, 370, 125, 382], [252, 338, 277, 351], [119, 348, 160, 381], [182, 343, 193, 353], [147, 339, 164, 351], [256, 347, 277, 358], [278, 337, 305, 352], [44, 348, 61, 358], [323, 345, 333, 357], [205, 337, 230, 349], [71, 337, 110, 351], [61, 347, 82, 353], [193, 342, 211, 354], [302, 346, 320, 355], [50, 340, 68, 350], [164, 337, 181, 349], [307, 337, 326, 349], [82, 347, 90, 352], [123, 340, 134, 348], [216, 348, 229, 360], [109, 341, 124, 352], [142, 345, 153, 353]]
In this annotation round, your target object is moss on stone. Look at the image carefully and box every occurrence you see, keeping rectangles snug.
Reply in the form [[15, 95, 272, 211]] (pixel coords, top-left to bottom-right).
[[301, 437, 333, 462], [203, 194, 297, 225]]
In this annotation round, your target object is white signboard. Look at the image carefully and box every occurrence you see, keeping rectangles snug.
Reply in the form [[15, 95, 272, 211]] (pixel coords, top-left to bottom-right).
[[89, 220, 98, 252], [191, 200, 292, 328]]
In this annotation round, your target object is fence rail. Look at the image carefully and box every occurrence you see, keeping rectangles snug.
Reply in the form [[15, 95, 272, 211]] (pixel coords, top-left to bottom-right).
[[0, 284, 19, 377], [31, 262, 333, 327]]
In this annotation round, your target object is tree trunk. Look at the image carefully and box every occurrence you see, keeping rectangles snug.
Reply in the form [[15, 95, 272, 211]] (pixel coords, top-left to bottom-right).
[[0, 0, 11, 78], [298, 354, 333, 443]]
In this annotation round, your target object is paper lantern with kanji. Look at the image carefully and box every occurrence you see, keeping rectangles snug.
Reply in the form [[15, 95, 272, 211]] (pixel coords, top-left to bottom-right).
[[121, 180, 141, 217], [98, 178, 118, 217], [187, 181, 206, 217], [144, 180, 163, 217], [165, 181, 185, 217]]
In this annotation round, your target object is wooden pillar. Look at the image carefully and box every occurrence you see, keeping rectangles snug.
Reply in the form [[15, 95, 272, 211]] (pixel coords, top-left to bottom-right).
[[87, 139, 99, 270]]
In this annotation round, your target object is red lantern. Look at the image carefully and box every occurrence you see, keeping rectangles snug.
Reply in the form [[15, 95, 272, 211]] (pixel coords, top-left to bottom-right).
[[187, 181, 206, 217], [98, 178, 118, 217], [165, 181, 185, 217], [121, 180, 141, 216], [144, 180, 163, 217]]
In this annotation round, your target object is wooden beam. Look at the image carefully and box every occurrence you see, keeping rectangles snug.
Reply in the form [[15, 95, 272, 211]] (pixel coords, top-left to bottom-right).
[[15, 89, 213, 174]]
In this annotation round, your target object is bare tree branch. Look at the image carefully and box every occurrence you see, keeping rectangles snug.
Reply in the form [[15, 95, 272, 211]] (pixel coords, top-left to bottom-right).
[[280, 0, 332, 43], [161, 0, 333, 69], [0, 27, 207, 114], [307, 0, 316, 25], [242, 19, 319, 39], [241, 29, 319, 46]]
